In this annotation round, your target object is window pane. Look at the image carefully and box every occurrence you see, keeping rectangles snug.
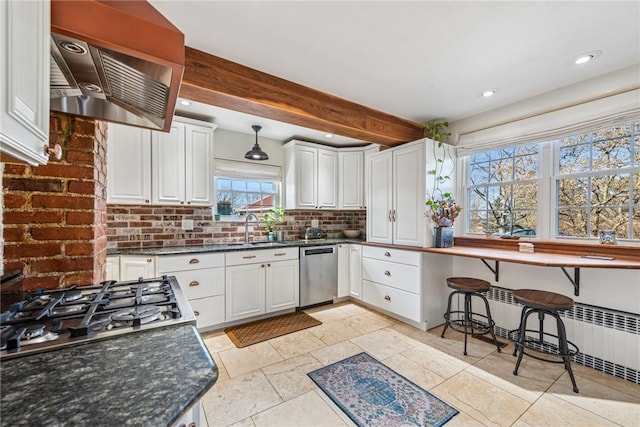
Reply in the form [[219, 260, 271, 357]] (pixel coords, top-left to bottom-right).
[[470, 162, 490, 184], [515, 144, 538, 156], [557, 208, 588, 237], [633, 207, 640, 239], [246, 181, 261, 192], [559, 144, 590, 174], [489, 159, 513, 183], [512, 210, 537, 235], [231, 180, 246, 191], [594, 124, 631, 141], [469, 211, 488, 233], [560, 134, 589, 147], [469, 187, 488, 210], [558, 178, 588, 207], [471, 152, 490, 163], [591, 174, 629, 207], [514, 182, 537, 209], [514, 154, 538, 180], [217, 178, 231, 190], [487, 185, 512, 210], [261, 182, 275, 193], [591, 207, 628, 238], [592, 137, 632, 171]]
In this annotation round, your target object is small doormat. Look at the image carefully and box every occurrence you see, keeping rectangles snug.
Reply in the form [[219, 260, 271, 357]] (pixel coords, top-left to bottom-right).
[[225, 311, 322, 348], [308, 352, 458, 427]]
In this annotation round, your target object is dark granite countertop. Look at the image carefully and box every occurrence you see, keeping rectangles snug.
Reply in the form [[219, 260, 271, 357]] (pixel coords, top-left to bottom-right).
[[109, 238, 363, 256], [0, 325, 218, 427]]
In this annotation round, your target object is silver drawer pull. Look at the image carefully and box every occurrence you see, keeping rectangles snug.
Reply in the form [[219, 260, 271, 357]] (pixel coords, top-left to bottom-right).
[[243, 255, 257, 259], [189, 281, 199, 287], [189, 258, 199, 264], [274, 253, 287, 256], [384, 271, 391, 276], [193, 310, 200, 316], [384, 295, 391, 301], [384, 251, 391, 257]]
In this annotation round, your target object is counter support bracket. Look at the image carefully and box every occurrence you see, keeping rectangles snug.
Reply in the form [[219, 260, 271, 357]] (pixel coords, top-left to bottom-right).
[[560, 267, 580, 296], [481, 259, 499, 282]]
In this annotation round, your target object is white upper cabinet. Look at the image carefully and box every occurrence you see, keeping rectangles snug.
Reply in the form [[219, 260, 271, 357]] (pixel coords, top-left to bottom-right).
[[284, 141, 338, 209], [0, 0, 50, 165], [107, 123, 152, 204], [367, 139, 426, 246], [107, 117, 215, 206], [284, 140, 368, 210], [153, 119, 215, 206], [338, 150, 364, 209]]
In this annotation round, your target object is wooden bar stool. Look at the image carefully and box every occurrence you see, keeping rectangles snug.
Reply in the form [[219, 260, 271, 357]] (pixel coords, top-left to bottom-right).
[[509, 289, 580, 393], [441, 277, 502, 355]]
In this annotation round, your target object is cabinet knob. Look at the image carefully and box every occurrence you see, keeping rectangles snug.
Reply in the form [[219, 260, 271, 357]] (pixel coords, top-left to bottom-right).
[[189, 258, 200, 264], [193, 311, 200, 316], [187, 201, 191, 205], [261, 264, 265, 268], [384, 251, 391, 257], [189, 281, 199, 287], [145, 199, 150, 204], [384, 295, 391, 301], [180, 201, 185, 204], [384, 270, 391, 276], [267, 263, 271, 267], [146, 258, 152, 263]]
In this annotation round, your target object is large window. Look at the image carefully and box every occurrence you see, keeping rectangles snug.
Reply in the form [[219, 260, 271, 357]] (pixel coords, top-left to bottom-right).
[[464, 121, 639, 241], [215, 178, 278, 216], [467, 144, 539, 236], [213, 159, 282, 219], [556, 123, 639, 239]]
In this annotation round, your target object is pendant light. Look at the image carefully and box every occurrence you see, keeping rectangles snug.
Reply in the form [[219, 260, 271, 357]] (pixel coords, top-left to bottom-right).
[[244, 125, 269, 161]]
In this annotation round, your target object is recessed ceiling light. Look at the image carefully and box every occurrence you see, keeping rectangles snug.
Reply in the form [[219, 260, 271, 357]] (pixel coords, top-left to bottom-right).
[[479, 89, 497, 98], [571, 50, 602, 65], [325, 133, 333, 138], [180, 100, 191, 106]]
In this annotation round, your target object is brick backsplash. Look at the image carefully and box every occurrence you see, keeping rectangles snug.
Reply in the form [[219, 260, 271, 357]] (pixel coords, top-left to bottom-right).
[[107, 206, 366, 250]]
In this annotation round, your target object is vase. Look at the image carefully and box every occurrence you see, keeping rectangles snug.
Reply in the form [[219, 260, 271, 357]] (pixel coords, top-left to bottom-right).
[[434, 227, 454, 248]]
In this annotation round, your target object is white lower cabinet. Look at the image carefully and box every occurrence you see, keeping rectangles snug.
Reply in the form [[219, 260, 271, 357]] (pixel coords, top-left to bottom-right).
[[337, 244, 349, 298], [105, 256, 120, 281], [338, 243, 362, 299], [362, 246, 424, 326], [119, 256, 156, 281], [226, 248, 299, 323], [157, 253, 226, 331]]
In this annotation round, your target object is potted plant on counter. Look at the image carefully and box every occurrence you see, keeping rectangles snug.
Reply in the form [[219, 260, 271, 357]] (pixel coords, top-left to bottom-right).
[[423, 120, 460, 247], [263, 207, 286, 241]]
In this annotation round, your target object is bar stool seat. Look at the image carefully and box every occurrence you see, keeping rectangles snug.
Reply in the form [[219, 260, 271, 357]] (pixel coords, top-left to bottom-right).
[[441, 277, 502, 355], [509, 289, 580, 393]]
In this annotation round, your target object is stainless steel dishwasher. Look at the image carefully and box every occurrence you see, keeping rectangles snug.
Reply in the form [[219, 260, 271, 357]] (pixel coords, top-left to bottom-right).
[[299, 245, 337, 308]]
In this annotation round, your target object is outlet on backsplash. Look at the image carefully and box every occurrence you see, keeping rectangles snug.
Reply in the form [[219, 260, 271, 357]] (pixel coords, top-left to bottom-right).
[[181, 219, 194, 231]]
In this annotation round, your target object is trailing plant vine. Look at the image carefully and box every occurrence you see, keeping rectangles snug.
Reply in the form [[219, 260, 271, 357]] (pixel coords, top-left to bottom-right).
[[423, 121, 460, 221]]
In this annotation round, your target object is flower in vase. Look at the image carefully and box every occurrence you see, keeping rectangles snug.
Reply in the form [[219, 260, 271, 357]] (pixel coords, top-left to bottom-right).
[[426, 195, 462, 228]]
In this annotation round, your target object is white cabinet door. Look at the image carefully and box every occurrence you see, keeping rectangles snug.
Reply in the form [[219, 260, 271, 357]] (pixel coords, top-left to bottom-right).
[[119, 256, 155, 281], [266, 259, 299, 312], [367, 151, 393, 244], [339, 151, 364, 209], [0, 0, 50, 166], [337, 244, 349, 298], [226, 263, 266, 321], [105, 256, 120, 281], [348, 244, 362, 299], [393, 143, 425, 246], [185, 124, 213, 206], [107, 123, 152, 204], [152, 122, 186, 205], [317, 148, 338, 209], [295, 145, 318, 208]]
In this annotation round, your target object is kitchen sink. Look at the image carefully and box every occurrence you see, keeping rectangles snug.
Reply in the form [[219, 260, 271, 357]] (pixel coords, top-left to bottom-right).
[[223, 242, 288, 249]]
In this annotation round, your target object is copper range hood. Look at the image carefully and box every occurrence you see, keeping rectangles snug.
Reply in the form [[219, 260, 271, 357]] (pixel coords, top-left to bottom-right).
[[50, 0, 184, 132]]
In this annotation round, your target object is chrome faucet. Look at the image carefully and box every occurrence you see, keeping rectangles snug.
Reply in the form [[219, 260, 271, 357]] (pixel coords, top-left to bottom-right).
[[244, 213, 260, 244]]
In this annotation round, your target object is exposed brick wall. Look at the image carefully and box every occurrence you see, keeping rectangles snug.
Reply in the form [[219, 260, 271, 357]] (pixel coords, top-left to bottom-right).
[[107, 206, 366, 250], [2, 113, 108, 290]]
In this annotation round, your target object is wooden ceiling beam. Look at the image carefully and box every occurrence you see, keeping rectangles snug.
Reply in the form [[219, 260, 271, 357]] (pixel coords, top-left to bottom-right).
[[180, 47, 424, 147]]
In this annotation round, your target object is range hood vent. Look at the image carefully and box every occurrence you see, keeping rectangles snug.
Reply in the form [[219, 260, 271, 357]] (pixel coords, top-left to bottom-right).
[[50, 0, 185, 132]]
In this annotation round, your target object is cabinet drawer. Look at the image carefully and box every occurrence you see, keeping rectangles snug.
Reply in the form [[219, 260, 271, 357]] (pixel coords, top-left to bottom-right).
[[225, 247, 298, 266], [158, 253, 225, 272], [362, 246, 421, 266], [362, 280, 421, 323], [362, 258, 421, 294], [188, 295, 225, 330], [169, 268, 225, 300]]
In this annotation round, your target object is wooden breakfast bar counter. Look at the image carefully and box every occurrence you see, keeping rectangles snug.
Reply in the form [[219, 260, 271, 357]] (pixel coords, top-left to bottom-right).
[[365, 238, 640, 296]]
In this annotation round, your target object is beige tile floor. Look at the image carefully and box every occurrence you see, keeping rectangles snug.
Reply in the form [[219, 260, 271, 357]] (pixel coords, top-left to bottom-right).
[[199, 302, 640, 427]]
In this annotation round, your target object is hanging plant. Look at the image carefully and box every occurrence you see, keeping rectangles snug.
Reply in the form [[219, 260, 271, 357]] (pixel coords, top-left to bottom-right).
[[423, 121, 460, 224]]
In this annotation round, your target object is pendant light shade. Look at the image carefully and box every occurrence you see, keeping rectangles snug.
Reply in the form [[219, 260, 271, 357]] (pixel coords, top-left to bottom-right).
[[245, 125, 269, 161]]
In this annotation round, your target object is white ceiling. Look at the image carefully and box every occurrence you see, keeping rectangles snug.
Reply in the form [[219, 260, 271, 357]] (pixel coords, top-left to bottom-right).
[[152, 0, 640, 145]]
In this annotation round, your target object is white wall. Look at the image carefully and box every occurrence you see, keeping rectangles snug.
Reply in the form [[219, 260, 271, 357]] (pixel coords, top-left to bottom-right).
[[213, 128, 285, 167]]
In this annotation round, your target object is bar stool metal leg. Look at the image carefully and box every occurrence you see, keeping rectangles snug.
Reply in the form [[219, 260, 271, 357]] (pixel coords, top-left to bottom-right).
[[556, 313, 579, 393], [463, 293, 471, 355], [513, 308, 533, 376], [478, 292, 502, 353], [441, 290, 456, 338], [512, 305, 528, 357]]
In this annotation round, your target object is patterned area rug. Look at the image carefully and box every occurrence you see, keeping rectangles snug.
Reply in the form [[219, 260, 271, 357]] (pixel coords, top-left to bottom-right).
[[225, 311, 321, 348], [308, 352, 458, 427]]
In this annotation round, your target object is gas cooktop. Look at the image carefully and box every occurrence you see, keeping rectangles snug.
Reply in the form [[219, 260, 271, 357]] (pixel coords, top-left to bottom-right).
[[0, 276, 195, 360]]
